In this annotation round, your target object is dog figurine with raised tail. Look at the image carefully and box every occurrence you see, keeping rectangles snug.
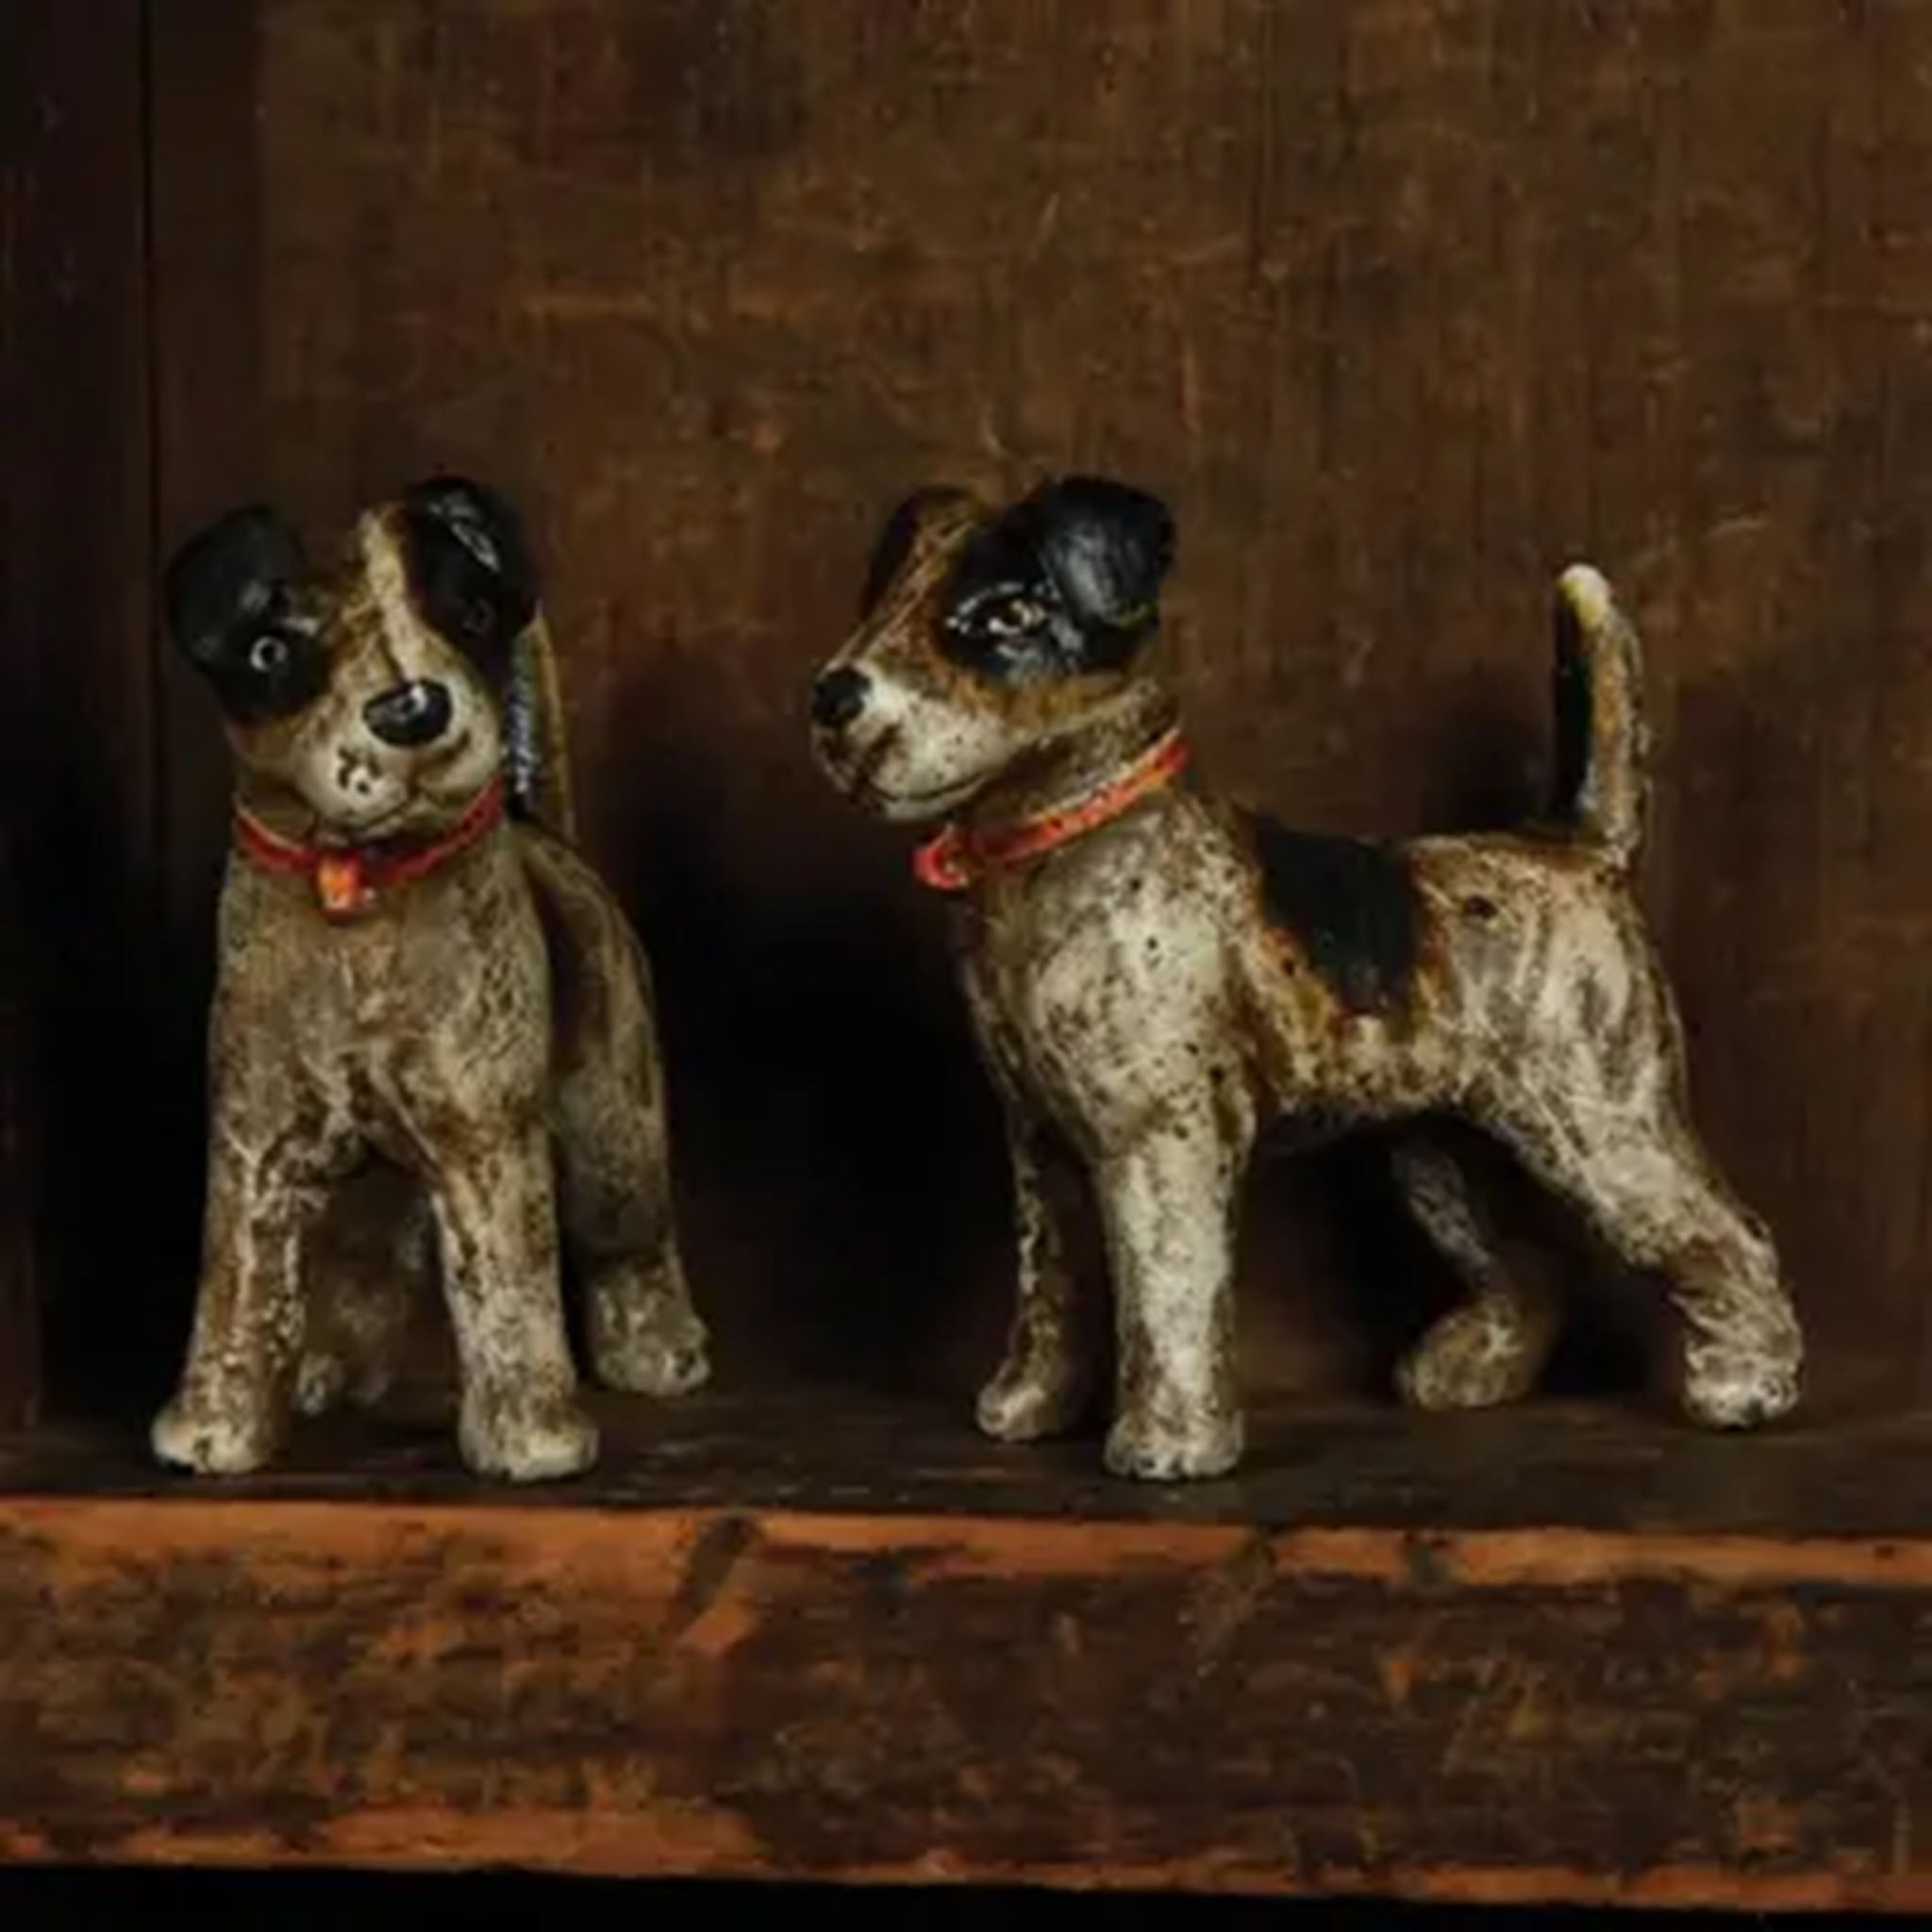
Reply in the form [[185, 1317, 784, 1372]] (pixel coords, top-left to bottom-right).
[[155, 477, 708, 1480], [810, 477, 1803, 1479]]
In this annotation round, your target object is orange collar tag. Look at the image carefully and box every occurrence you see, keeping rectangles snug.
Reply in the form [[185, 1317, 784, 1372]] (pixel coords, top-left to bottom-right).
[[911, 728, 1190, 892], [234, 776, 507, 920], [313, 851, 374, 918]]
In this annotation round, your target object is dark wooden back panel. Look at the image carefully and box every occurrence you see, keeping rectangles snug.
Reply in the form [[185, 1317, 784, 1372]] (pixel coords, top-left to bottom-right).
[[0, 827, 33, 1428], [1, 0, 156, 1419], [16, 0, 1929, 1416]]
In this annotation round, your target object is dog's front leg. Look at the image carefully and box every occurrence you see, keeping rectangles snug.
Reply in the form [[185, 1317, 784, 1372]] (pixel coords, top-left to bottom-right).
[[976, 1113, 1097, 1442], [153, 1102, 334, 1474], [422, 1109, 597, 1481], [1097, 1109, 1248, 1480]]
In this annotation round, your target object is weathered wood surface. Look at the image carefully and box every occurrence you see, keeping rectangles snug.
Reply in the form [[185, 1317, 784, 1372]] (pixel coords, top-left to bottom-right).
[[0, 1399, 1928, 1907], [114, 0, 1932, 1422], [7, 1391, 1932, 1541]]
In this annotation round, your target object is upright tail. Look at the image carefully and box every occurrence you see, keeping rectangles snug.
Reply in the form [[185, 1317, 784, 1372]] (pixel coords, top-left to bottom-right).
[[1550, 562, 1648, 871], [505, 608, 578, 844]]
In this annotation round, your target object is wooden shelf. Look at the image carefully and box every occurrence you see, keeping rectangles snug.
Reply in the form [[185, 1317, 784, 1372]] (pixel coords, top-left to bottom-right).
[[2, 1391, 1929, 1911]]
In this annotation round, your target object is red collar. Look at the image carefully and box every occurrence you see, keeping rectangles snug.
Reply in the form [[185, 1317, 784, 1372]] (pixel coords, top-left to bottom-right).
[[234, 775, 507, 919], [912, 727, 1190, 891]]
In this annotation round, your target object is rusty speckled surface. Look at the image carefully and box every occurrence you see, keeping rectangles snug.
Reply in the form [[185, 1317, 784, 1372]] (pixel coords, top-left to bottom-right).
[[152, 488, 707, 1480]]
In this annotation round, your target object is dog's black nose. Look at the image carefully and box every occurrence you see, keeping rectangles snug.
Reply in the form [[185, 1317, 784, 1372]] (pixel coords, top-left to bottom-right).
[[364, 678, 453, 748], [811, 664, 871, 733]]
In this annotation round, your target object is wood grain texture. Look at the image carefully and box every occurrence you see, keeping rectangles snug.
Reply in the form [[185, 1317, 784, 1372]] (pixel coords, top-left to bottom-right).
[[124, 0, 1932, 1422], [0, 0, 154, 1421], [0, 833, 31, 1427], [8, 1389, 1932, 1541], [0, 1400, 1929, 1906]]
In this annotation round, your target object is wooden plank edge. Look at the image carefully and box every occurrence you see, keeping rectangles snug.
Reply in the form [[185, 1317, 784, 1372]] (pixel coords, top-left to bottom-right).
[[5, 1493, 1932, 1591], [1, 1818, 1927, 1915]]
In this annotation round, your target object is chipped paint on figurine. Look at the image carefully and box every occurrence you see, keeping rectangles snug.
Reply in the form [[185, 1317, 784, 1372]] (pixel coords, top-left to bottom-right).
[[811, 478, 1803, 1480], [153, 478, 708, 1482]]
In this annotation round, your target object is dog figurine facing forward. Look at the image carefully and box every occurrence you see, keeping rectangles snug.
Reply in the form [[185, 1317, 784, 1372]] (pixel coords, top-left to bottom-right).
[[810, 477, 1803, 1479], [154, 476, 708, 1480]]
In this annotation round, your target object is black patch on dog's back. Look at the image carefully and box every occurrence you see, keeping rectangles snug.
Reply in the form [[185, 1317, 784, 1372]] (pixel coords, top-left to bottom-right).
[[1247, 815, 1418, 1014]]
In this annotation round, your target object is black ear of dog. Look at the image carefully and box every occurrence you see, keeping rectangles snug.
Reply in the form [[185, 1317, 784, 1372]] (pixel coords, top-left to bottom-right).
[[859, 486, 978, 616], [164, 505, 328, 722], [165, 504, 307, 665], [400, 475, 539, 677], [1023, 475, 1175, 646]]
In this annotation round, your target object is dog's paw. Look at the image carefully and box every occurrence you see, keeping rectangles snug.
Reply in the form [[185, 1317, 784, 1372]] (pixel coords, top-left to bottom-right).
[[293, 1341, 399, 1418], [1103, 1409, 1243, 1482], [1679, 1326, 1803, 1430], [596, 1328, 709, 1399], [975, 1357, 1091, 1442], [459, 1387, 599, 1482], [589, 1263, 710, 1397], [151, 1394, 280, 1475], [1397, 1300, 1552, 1412], [293, 1349, 348, 1418]]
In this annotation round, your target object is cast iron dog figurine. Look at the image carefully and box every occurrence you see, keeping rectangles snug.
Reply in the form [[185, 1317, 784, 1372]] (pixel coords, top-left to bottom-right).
[[809, 477, 1804, 1479], [154, 477, 708, 1480]]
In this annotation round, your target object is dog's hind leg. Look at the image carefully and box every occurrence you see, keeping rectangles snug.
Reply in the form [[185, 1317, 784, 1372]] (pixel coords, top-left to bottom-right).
[[1489, 1096, 1802, 1428], [563, 1060, 708, 1401], [519, 829, 708, 1399], [976, 1114, 1100, 1442], [1391, 1136, 1558, 1410], [294, 1171, 432, 1417]]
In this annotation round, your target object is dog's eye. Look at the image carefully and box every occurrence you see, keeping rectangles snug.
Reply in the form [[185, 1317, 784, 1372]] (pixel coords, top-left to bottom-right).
[[981, 595, 1046, 639], [460, 597, 494, 639], [247, 634, 290, 675]]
